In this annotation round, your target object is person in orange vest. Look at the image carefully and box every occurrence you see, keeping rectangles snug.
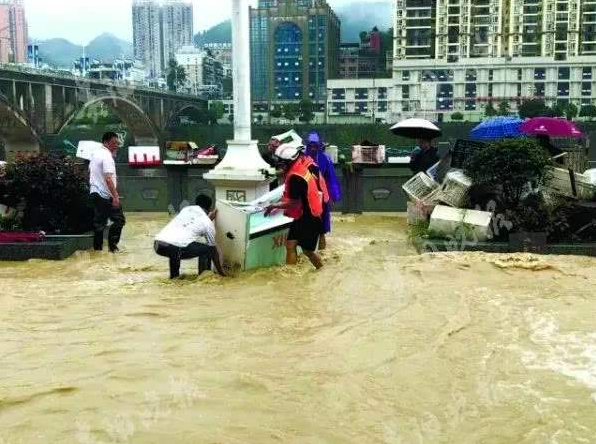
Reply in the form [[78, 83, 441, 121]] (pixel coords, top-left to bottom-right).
[[264, 144, 329, 269]]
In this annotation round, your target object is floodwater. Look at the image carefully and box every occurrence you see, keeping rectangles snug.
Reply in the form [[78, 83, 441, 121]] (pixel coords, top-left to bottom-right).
[[2, 213, 596, 444]]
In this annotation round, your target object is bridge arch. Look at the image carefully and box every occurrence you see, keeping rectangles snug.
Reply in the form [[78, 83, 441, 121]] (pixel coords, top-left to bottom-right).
[[59, 96, 162, 147], [166, 103, 209, 128], [0, 95, 41, 161]]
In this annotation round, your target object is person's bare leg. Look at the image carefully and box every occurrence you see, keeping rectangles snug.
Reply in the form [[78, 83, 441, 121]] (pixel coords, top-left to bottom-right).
[[304, 250, 323, 269], [318, 234, 327, 250], [286, 240, 298, 265]]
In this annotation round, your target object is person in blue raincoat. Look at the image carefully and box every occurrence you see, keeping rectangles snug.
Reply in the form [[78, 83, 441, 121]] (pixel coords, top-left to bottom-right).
[[304, 130, 341, 250]]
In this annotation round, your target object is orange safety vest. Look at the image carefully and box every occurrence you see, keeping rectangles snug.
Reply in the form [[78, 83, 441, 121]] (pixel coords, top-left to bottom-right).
[[282, 156, 329, 219]]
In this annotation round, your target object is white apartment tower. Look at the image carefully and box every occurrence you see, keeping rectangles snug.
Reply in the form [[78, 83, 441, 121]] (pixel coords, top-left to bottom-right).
[[391, 0, 596, 120], [161, 0, 193, 67], [132, 0, 163, 77], [132, 0, 193, 78]]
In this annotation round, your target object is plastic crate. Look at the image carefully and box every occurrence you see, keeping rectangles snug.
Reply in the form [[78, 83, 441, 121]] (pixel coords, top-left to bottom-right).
[[352, 145, 386, 164], [402, 172, 441, 204], [544, 167, 596, 200], [436, 170, 472, 207]]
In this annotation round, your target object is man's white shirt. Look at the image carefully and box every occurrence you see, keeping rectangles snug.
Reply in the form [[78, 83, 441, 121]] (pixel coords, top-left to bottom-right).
[[89, 147, 117, 199], [155, 206, 216, 248]]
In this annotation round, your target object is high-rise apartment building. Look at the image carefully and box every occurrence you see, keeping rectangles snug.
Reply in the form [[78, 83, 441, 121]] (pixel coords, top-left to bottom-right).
[[132, 0, 163, 77], [389, 0, 596, 120], [132, 0, 193, 78], [175, 46, 224, 96], [250, 0, 340, 109], [161, 0, 193, 67], [0, 0, 28, 64]]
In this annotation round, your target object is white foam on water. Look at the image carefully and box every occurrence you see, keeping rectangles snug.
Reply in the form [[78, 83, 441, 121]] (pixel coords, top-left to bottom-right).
[[521, 309, 596, 392]]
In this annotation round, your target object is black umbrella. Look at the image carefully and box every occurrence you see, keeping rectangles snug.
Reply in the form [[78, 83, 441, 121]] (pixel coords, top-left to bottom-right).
[[390, 118, 442, 139]]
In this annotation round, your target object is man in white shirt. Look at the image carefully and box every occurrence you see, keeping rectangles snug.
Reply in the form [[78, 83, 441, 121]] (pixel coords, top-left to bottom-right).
[[89, 132, 126, 252], [154, 194, 226, 279]]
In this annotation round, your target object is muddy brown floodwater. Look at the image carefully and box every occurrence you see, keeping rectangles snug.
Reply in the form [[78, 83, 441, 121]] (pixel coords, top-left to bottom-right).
[[1, 213, 596, 444]]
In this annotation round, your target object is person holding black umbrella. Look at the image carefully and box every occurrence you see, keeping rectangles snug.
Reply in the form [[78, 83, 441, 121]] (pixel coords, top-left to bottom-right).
[[408, 138, 439, 174], [390, 118, 442, 174]]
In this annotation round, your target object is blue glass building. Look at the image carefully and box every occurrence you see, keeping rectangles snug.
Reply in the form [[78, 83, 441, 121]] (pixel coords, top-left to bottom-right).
[[250, 0, 340, 111]]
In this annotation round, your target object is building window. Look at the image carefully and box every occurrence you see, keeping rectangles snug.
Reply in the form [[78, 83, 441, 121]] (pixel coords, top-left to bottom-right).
[[331, 88, 345, 100], [488, 69, 494, 81], [465, 100, 476, 111], [356, 102, 368, 113], [583, 67, 593, 80], [465, 83, 476, 98], [377, 101, 387, 112], [438, 84, 453, 98], [273, 22, 303, 100], [582, 82, 592, 96], [535, 83, 545, 97], [402, 70, 410, 81], [355, 88, 368, 99], [331, 102, 345, 113], [534, 68, 546, 80], [402, 85, 410, 99], [558, 67, 570, 80], [517, 69, 523, 81], [378, 87, 388, 99], [465, 69, 477, 82], [517, 83, 522, 97], [557, 82, 570, 96], [488, 84, 493, 97]]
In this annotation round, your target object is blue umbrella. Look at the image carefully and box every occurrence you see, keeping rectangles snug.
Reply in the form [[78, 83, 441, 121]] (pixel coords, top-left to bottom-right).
[[470, 117, 524, 141]]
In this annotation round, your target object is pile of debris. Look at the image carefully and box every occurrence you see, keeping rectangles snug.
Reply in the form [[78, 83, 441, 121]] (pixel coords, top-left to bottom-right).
[[403, 138, 596, 244], [403, 140, 494, 242]]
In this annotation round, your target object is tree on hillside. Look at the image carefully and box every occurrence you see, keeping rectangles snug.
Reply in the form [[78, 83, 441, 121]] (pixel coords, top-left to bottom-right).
[[484, 102, 498, 117], [518, 99, 549, 119], [166, 59, 187, 92], [580, 104, 596, 120]]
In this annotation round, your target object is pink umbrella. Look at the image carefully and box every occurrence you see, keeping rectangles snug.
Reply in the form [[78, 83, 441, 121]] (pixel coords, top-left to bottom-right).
[[520, 117, 583, 138]]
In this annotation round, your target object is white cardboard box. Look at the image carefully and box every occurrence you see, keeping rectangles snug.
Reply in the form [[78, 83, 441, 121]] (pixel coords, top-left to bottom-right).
[[429, 205, 493, 242], [76, 141, 103, 161]]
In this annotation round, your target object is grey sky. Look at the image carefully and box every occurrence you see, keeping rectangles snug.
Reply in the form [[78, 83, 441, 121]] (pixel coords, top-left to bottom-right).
[[26, 0, 385, 45]]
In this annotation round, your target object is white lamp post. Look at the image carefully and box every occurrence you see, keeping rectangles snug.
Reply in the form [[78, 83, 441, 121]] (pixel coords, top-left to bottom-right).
[[204, 0, 273, 203]]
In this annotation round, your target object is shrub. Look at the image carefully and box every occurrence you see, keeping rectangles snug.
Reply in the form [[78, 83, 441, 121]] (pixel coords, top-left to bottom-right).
[[451, 112, 464, 121], [0, 154, 93, 234], [463, 138, 551, 208], [0, 213, 22, 231]]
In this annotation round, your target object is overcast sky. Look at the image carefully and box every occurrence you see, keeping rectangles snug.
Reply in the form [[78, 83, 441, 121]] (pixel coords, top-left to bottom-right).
[[25, 0, 383, 45]]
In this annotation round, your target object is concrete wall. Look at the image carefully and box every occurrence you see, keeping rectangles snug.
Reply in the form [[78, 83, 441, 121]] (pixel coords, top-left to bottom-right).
[[116, 163, 413, 213]]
